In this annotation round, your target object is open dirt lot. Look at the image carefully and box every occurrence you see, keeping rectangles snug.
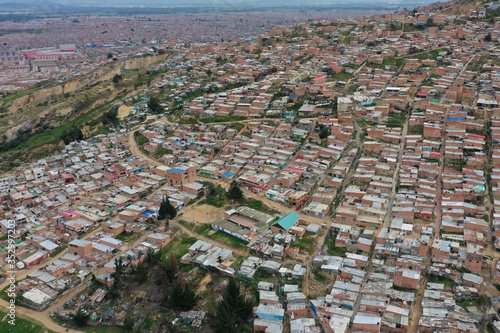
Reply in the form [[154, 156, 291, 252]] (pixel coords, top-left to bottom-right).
[[184, 204, 225, 224], [118, 105, 134, 119]]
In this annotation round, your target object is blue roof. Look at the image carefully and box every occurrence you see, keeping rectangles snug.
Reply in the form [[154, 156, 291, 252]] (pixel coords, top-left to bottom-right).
[[169, 168, 186, 173], [273, 212, 300, 231], [223, 171, 233, 177], [172, 142, 183, 146], [141, 210, 157, 217]]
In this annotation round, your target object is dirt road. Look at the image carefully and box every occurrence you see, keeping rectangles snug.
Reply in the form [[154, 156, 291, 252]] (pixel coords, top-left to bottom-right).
[[0, 229, 157, 333]]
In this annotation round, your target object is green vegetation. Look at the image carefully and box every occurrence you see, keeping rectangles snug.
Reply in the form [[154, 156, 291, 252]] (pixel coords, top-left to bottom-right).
[[457, 299, 477, 308], [203, 182, 227, 208], [444, 158, 463, 172], [313, 268, 327, 282], [409, 48, 446, 60], [147, 96, 164, 114], [61, 126, 84, 145], [134, 70, 162, 88], [382, 56, 405, 68], [238, 197, 276, 215], [440, 230, 463, 235], [0, 84, 43, 106], [131, 260, 148, 283], [227, 180, 243, 200], [158, 196, 177, 221], [7, 91, 129, 159], [326, 234, 347, 257], [159, 236, 198, 261], [116, 231, 135, 241], [392, 285, 417, 293], [50, 245, 67, 257], [199, 115, 247, 123], [326, 71, 354, 83], [134, 131, 149, 146], [178, 221, 212, 235], [208, 231, 248, 249], [112, 74, 123, 84], [0, 310, 56, 333], [179, 88, 205, 104], [170, 281, 198, 310], [428, 274, 455, 289], [154, 147, 172, 158], [408, 125, 424, 135], [214, 278, 253, 333], [73, 309, 91, 327], [386, 115, 406, 127], [83, 327, 128, 333], [466, 128, 484, 135], [123, 316, 135, 330], [228, 122, 245, 132], [403, 23, 426, 33], [101, 107, 119, 127], [318, 124, 330, 139], [292, 234, 315, 254]]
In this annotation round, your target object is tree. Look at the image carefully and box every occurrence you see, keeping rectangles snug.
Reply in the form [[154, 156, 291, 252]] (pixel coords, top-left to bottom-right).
[[107, 53, 113, 59], [159, 196, 177, 222], [476, 294, 490, 331], [477, 294, 490, 318], [170, 281, 183, 308], [206, 69, 213, 77], [170, 253, 179, 273], [214, 279, 253, 333], [101, 108, 118, 127], [61, 126, 84, 145], [227, 181, 243, 200], [147, 96, 163, 114], [170, 281, 198, 311], [485, 33, 492, 42], [165, 197, 177, 220], [426, 17, 434, 26], [73, 309, 90, 327], [134, 261, 148, 283], [319, 124, 330, 139], [123, 315, 135, 330], [158, 196, 168, 221], [112, 74, 122, 84], [111, 257, 124, 289], [182, 284, 198, 310]]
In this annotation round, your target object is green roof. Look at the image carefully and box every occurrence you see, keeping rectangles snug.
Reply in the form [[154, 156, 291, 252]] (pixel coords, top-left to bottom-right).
[[272, 212, 300, 231]]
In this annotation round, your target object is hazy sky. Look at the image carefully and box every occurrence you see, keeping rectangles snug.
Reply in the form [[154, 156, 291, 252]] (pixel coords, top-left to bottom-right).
[[0, 0, 435, 6]]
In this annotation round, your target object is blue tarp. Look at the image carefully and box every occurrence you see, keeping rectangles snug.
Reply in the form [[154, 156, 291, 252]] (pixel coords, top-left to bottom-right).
[[168, 168, 186, 173], [141, 210, 157, 217]]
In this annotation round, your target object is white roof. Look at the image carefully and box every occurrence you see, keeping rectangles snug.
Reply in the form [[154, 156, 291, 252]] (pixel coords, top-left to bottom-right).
[[23, 288, 52, 305], [39, 239, 59, 251]]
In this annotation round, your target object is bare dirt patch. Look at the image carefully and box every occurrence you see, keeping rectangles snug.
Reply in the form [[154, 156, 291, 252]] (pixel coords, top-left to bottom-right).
[[118, 105, 134, 119], [197, 274, 212, 293], [185, 204, 225, 224], [56, 107, 73, 117]]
